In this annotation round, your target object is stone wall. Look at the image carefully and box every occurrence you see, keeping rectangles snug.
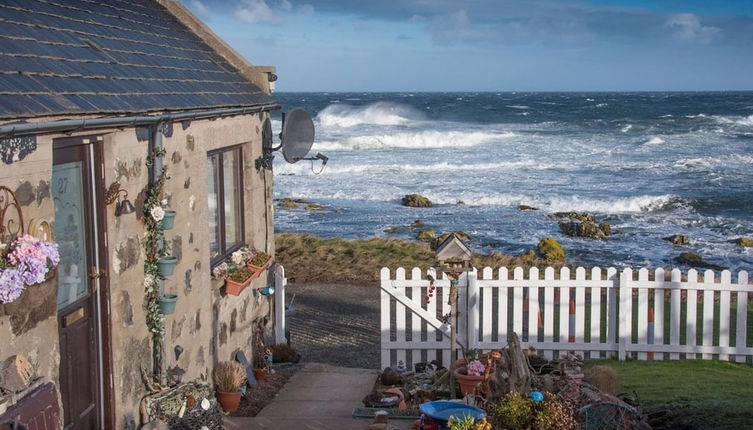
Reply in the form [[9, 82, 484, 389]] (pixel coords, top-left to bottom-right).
[[105, 112, 276, 428], [0, 135, 62, 426], [1, 110, 276, 429]]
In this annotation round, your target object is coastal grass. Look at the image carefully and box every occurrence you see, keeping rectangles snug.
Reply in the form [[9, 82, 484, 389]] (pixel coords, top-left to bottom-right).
[[275, 233, 544, 284], [584, 359, 753, 429]]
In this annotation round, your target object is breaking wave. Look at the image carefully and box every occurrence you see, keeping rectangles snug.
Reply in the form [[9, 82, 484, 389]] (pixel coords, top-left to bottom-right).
[[713, 114, 753, 126], [312, 130, 512, 151], [316, 102, 424, 127], [643, 137, 665, 145]]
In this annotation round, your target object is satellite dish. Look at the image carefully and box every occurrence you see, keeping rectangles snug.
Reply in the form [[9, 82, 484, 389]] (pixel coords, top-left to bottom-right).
[[280, 108, 315, 163]]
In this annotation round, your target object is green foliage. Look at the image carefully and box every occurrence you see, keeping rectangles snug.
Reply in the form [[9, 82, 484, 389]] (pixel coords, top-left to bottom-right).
[[584, 359, 753, 429], [487, 392, 533, 430], [250, 251, 271, 267], [447, 414, 478, 430], [537, 237, 566, 264], [488, 392, 576, 430]]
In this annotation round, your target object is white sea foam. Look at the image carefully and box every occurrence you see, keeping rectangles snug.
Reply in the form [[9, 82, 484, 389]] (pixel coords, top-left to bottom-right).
[[713, 114, 753, 126], [316, 102, 423, 127], [643, 137, 665, 145], [275, 160, 556, 176], [507, 105, 529, 109], [596, 103, 608, 108], [621, 124, 633, 133], [311, 130, 512, 151]]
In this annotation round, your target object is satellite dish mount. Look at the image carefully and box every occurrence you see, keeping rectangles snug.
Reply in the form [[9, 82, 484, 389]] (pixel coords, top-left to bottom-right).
[[255, 108, 327, 171]]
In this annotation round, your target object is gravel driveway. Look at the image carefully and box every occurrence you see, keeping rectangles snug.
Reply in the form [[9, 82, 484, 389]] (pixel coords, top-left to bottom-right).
[[285, 283, 381, 369]]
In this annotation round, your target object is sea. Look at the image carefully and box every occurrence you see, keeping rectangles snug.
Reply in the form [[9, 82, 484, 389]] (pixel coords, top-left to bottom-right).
[[270, 92, 753, 272]]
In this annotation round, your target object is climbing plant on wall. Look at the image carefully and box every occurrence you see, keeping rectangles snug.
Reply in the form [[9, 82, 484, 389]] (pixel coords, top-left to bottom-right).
[[143, 146, 170, 382]]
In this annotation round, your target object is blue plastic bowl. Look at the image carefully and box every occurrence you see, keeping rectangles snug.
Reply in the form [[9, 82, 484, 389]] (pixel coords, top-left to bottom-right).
[[419, 401, 486, 428]]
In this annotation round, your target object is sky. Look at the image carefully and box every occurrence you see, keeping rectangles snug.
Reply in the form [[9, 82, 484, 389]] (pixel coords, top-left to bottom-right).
[[182, 0, 753, 92]]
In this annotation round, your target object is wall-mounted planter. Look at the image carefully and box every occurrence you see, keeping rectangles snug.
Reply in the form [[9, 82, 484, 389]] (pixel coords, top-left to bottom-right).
[[159, 294, 178, 315], [224, 275, 254, 296], [157, 256, 178, 276], [247, 255, 273, 272], [160, 210, 176, 230]]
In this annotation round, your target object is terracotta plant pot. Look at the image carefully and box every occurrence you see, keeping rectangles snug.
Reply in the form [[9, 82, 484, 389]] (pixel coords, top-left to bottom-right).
[[224, 274, 254, 296], [216, 390, 241, 413], [454, 367, 490, 396], [253, 369, 267, 381], [247, 255, 273, 272]]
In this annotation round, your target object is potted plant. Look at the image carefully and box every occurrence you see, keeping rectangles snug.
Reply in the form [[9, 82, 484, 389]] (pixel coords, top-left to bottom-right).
[[456, 347, 480, 369], [247, 250, 272, 271], [1, 234, 60, 304], [454, 359, 491, 396], [158, 293, 178, 315], [253, 346, 271, 381], [213, 247, 264, 296], [160, 210, 177, 230], [213, 361, 246, 413], [157, 256, 177, 276]]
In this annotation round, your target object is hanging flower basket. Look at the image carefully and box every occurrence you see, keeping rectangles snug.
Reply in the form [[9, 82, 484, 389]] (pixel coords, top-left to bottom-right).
[[160, 210, 177, 231], [158, 294, 178, 315], [157, 256, 178, 276]]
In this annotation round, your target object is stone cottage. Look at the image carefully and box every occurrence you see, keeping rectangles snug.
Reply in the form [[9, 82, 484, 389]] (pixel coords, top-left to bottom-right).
[[0, 1, 282, 428]]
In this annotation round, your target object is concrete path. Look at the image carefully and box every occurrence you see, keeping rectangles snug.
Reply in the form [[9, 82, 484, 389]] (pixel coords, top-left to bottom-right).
[[224, 363, 414, 430]]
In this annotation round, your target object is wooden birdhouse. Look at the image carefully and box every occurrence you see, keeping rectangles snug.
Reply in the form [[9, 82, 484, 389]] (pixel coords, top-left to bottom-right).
[[435, 234, 473, 273]]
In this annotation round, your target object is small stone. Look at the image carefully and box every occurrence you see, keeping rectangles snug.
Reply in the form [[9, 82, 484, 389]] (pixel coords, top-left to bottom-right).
[[664, 234, 690, 245], [410, 219, 425, 228], [279, 198, 298, 209], [517, 205, 539, 211]]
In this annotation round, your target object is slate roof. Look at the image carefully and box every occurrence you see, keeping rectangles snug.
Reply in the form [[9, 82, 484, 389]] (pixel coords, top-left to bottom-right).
[[0, 0, 274, 120]]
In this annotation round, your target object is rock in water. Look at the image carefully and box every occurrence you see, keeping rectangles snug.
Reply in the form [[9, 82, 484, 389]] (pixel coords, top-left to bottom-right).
[[402, 194, 433, 207], [416, 229, 436, 241], [559, 220, 611, 239], [537, 238, 566, 264], [664, 234, 690, 245], [735, 237, 753, 247], [674, 252, 726, 271], [517, 205, 539, 211]]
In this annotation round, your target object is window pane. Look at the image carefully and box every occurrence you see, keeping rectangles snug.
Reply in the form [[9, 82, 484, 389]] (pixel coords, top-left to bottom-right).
[[223, 149, 242, 248], [207, 154, 221, 260]]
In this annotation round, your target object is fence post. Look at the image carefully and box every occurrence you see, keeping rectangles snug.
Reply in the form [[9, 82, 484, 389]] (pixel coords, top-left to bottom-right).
[[618, 269, 632, 361], [456, 272, 469, 354], [467, 269, 479, 351], [380, 268, 392, 369], [274, 265, 287, 345]]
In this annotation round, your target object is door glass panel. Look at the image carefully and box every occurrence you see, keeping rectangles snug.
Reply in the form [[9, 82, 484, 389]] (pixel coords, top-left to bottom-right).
[[52, 161, 89, 309]]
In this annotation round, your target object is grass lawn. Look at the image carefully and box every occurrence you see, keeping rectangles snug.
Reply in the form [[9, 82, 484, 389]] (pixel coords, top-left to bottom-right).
[[584, 359, 753, 429]]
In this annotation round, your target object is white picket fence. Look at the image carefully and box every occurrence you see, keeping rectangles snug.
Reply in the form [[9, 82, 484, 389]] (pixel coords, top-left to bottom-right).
[[380, 266, 752, 369]]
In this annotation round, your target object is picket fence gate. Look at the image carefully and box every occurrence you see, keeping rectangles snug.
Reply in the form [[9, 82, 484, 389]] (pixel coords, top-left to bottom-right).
[[380, 266, 752, 369]]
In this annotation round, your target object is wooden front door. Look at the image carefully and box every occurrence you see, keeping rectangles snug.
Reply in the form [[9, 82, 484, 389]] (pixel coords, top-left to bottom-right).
[[52, 139, 105, 430]]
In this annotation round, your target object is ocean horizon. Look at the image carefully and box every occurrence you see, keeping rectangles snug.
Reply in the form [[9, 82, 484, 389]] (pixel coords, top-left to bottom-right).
[[271, 91, 753, 272]]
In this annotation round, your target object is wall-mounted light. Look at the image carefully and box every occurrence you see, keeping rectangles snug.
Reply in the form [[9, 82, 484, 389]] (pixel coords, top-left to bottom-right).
[[105, 182, 136, 217]]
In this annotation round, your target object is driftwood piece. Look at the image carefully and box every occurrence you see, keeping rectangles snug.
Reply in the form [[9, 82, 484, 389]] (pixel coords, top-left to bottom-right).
[[488, 332, 532, 401]]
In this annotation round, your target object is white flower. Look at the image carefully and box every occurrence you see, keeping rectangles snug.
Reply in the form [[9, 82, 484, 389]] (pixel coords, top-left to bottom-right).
[[143, 275, 155, 288], [161, 198, 168, 206], [150, 206, 165, 222], [200, 398, 210, 411], [231, 250, 245, 265]]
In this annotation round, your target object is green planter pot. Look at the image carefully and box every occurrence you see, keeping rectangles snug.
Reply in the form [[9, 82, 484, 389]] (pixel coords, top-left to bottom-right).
[[161, 210, 176, 230], [159, 294, 178, 315], [157, 256, 178, 276]]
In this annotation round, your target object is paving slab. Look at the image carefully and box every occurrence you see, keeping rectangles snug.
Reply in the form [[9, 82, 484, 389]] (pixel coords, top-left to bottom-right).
[[224, 363, 414, 429]]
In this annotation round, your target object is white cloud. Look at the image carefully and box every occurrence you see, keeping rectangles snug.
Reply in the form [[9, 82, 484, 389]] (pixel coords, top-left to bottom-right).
[[665, 13, 721, 44], [188, 0, 210, 17], [234, 0, 282, 23]]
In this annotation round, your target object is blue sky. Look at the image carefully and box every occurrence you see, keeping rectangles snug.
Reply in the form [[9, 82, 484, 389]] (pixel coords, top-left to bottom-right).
[[183, 0, 753, 91]]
